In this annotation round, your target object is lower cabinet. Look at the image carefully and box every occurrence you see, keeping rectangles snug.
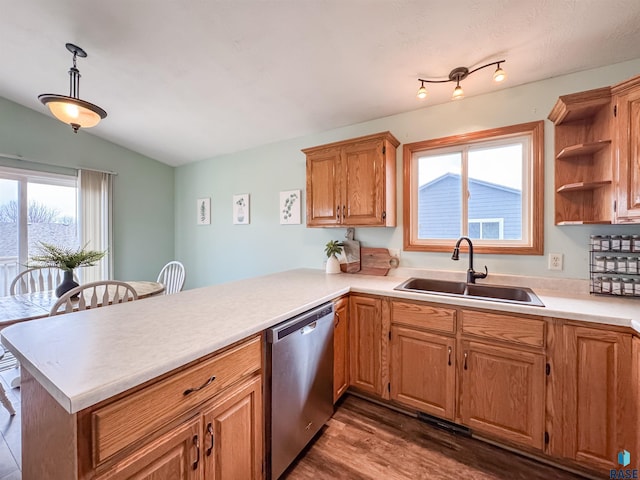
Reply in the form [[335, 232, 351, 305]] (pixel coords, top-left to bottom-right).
[[390, 325, 455, 419], [333, 296, 350, 403], [562, 325, 633, 471], [96, 416, 202, 480], [202, 375, 263, 479], [458, 340, 545, 449], [349, 295, 383, 396]]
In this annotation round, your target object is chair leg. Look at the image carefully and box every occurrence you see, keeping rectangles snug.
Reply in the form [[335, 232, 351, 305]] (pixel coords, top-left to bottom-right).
[[0, 384, 15, 416], [9, 363, 20, 389]]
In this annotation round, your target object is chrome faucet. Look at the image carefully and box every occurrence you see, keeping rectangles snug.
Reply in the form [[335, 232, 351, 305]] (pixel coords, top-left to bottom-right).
[[451, 236, 488, 284]]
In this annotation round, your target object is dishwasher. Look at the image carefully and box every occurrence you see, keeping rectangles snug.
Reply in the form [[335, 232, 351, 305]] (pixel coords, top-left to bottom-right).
[[266, 302, 334, 479]]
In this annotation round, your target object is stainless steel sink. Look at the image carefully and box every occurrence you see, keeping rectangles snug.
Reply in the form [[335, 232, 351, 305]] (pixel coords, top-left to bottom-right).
[[394, 278, 545, 307]]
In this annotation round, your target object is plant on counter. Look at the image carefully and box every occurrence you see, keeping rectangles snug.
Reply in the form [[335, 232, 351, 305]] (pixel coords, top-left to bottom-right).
[[324, 240, 343, 274], [28, 242, 107, 297]]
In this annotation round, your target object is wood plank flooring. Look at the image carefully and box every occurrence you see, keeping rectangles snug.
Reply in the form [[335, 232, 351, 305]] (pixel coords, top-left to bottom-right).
[[283, 395, 590, 480]]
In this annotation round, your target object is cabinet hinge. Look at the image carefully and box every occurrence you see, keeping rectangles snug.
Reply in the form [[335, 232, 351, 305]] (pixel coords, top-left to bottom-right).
[[614, 104, 617, 117], [546, 363, 551, 376], [544, 431, 550, 444], [382, 146, 386, 155]]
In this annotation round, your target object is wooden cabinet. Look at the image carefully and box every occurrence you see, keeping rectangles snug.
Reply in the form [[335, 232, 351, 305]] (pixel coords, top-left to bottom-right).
[[333, 296, 349, 403], [349, 295, 383, 396], [548, 86, 614, 224], [304, 131, 399, 227], [458, 310, 546, 450], [613, 75, 640, 222], [202, 376, 263, 480], [95, 417, 202, 480], [22, 335, 264, 480], [562, 325, 633, 471], [389, 301, 456, 419], [549, 73, 640, 225]]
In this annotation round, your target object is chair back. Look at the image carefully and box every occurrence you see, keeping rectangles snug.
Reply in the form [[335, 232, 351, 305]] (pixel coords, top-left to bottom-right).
[[49, 280, 138, 316], [157, 261, 185, 295], [10, 267, 77, 295]]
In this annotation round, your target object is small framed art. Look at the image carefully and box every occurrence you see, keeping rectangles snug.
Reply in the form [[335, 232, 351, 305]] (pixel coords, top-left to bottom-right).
[[233, 194, 250, 224], [280, 190, 301, 224], [197, 197, 211, 225]]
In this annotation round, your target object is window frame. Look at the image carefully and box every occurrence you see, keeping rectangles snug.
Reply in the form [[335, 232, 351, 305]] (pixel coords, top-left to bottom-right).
[[402, 121, 544, 255]]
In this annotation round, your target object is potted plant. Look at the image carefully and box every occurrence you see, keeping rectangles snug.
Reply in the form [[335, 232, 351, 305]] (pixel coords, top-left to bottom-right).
[[29, 242, 106, 297], [324, 240, 343, 274]]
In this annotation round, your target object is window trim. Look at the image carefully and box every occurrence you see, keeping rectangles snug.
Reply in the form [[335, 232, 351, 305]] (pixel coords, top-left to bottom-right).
[[402, 121, 544, 255]]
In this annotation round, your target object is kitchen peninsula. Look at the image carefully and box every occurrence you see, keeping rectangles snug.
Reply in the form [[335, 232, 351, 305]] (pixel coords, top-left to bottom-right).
[[2, 268, 639, 479]]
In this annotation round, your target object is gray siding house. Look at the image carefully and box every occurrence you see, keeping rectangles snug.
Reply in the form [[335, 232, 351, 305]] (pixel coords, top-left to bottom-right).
[[418, 173, 522, 240]]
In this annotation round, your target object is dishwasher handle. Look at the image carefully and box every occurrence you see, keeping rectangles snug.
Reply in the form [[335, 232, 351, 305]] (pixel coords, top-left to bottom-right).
[[267, 303, 334, 343]]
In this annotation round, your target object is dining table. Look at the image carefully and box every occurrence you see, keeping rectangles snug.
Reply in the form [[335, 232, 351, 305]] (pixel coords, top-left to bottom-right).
[[0, 280, 165, 328]]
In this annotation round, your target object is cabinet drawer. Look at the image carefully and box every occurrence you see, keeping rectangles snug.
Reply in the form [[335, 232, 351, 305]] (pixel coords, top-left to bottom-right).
[[391, 301, 456, 334], [460, 310, 544, 348], [92, 335, 262, 465]]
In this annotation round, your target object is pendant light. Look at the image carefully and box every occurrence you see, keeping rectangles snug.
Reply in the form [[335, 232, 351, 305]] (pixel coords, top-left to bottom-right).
[[38, 43, 107, 133], [416, 60, 506, 101]]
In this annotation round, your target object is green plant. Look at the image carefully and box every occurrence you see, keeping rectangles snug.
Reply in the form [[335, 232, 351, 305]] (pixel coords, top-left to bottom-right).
[[324, 240, 343, 258], [29, 242, 106, 271]]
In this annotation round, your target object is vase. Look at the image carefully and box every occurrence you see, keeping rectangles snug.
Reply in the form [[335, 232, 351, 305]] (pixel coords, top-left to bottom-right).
[[325, 255, 341, 274], [55, 269, 79, 297]]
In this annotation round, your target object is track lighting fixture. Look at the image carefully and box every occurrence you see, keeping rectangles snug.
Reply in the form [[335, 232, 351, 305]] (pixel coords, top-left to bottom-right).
[[38, 43, 107, 133], [416, 60, 506, 101]]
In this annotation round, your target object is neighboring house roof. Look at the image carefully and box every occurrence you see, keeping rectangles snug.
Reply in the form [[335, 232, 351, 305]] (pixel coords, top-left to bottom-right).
[[419, 172, 522, 195]]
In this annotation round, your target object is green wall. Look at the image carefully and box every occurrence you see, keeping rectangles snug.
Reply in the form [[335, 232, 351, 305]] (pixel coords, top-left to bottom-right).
[[0, 96, 175, 282], [176, 59, 640, 289]]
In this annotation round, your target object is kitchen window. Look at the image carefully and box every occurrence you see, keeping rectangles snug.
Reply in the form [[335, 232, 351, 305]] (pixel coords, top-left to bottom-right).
[[403, 121, 544, 254]]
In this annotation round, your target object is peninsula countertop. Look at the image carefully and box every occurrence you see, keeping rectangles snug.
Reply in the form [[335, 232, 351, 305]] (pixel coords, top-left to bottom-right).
[[2, 268, 639, 414]]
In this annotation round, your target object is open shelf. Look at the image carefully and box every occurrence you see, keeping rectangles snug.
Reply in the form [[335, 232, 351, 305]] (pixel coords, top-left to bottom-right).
[[556, 180, 611, 193], [556, 140, 611, 159]]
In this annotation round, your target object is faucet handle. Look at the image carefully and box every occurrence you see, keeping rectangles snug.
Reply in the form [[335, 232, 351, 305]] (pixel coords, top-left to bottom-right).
[[474, 266, 488, 280]]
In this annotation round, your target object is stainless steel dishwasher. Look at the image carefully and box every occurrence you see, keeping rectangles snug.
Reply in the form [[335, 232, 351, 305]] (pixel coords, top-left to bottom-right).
[[266, 302, 334, 479]]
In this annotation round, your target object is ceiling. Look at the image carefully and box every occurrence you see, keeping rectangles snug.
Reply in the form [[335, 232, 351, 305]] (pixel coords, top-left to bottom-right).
[[1, 1, 640, 167]]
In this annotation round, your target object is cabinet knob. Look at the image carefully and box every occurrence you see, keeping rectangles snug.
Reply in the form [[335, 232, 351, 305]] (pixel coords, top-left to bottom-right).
[[206, 422, 214, 456], [192, 435, 200, 470], [448, 346, 452, 366], [184, 375, 217, 396], [336, 205, 340, 220], [463, 352, 468, 370]]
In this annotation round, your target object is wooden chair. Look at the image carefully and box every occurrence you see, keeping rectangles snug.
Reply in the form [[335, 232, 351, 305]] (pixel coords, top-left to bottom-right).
[[0, 347, 15, 416], [10, 267, 77, 295], [156, 261, 185, 295], [49, 280, 138, 316]]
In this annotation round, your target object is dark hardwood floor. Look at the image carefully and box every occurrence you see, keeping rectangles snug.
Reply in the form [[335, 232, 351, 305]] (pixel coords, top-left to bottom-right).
[[283, 395, 590, 480]]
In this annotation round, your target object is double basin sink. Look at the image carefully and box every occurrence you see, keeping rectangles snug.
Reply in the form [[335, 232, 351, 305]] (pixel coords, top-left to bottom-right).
[[394, 277, 545, 307]]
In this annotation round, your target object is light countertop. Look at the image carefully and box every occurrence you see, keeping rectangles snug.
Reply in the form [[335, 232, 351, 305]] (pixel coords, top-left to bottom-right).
[[2, 268, 639, 414]]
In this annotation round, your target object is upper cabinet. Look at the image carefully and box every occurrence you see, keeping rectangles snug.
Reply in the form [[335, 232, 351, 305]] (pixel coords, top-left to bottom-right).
[[613, 76, 640, 222], [303, 131, 399, 227], [548, 74, 640, 225], [548, 86, 614, 224]]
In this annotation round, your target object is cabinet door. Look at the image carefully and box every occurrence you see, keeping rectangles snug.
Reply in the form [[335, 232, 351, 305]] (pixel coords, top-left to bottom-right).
[[341, 139, 386, 226], [202, 375, 263, 480], [563, 326, 633, 471], [306, 148, 342, 226], [349, 295, 382, 396], [333, 296, 350, 403], [390, 325, 455, 420], [459, 340, 545, 449], [97, 416, 202, 480], [615, 84, 640, 221]]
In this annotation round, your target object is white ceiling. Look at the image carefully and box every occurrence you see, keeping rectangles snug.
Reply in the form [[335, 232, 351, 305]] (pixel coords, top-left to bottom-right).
[[1, 1, 640, 167]]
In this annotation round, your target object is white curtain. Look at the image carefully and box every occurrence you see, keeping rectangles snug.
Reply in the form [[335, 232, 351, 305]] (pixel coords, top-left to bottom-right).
[[78, 169, 113, 282]]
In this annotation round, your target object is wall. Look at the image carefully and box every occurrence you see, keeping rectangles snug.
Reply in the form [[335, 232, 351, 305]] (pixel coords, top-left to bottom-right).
[[0, 96, 175, 281], [176, 59, 640, 289]]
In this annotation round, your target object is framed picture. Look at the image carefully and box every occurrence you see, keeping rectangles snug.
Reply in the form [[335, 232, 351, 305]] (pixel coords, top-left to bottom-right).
[[280, 189, 301, 224], [197, 197, 211, 225], [233, 194, 250, 224]]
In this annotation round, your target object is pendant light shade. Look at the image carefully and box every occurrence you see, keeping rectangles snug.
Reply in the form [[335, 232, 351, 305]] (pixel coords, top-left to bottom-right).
[[38, 43, 107, 133]]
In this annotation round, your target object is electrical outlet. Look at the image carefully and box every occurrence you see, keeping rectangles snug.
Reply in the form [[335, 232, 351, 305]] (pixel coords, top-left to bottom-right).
[[548, 253, 563, 271]]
